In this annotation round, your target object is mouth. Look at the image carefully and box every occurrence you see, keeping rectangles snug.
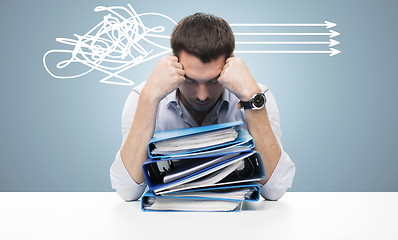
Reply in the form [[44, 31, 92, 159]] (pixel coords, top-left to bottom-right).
[[194, 101, 210, 106]]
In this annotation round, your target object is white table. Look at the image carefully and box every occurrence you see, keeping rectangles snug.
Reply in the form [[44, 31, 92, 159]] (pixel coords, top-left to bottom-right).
[[0, 192, 397, 240]]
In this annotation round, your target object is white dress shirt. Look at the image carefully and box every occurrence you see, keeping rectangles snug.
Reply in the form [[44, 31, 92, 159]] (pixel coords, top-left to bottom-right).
[[110, 82, 295, 201]]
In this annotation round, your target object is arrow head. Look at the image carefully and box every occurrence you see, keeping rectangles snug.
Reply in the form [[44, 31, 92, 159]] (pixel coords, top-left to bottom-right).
[[329, 30, 340, 38], [329, 48, 341, 56], [325, 21, 336, 29], [329, 39, 340, 47]]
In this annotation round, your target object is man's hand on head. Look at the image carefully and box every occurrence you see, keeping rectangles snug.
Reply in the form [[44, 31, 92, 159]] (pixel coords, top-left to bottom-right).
[[143, 55, 185, 102], [217, 56, 262, 101]]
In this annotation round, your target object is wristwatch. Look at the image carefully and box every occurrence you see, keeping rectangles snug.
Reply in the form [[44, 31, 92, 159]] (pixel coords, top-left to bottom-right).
[[237, 92, 266, 110]]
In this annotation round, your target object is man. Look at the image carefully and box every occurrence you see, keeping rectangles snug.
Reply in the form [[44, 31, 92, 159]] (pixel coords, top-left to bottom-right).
[[110, 13, 295, 201]]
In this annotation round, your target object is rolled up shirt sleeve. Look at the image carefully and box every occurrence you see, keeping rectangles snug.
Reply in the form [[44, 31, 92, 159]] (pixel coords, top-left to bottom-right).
[[260, 150, 295, 200], [110, 86, 147, 201], [110, 150, 147, 201], [258, 87, 296, 201]]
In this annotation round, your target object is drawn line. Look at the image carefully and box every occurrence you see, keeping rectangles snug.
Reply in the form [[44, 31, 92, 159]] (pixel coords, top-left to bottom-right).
[[234, 30, 340, 38], [235, 48, 341, 56], [230, 21, 336, 29], [236, 39, 340, 47], [99, 49, 172, 85]]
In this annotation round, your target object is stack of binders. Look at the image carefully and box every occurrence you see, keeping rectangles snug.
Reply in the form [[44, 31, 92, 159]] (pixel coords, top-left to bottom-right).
[[141, 121, 266, 212]]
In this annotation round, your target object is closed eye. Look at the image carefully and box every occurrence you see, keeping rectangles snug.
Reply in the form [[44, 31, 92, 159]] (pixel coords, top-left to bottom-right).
[[184, 73, 221, 85], [184, 77, 196, 84], [208, 79, 218, 85]]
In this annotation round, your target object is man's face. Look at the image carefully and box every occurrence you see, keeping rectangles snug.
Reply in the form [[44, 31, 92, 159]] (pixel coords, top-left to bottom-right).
[[178, 51, 225, 113]]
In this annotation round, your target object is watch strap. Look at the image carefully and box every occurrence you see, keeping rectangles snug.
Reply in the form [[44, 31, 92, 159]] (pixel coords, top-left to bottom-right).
[[241, 100, 252, 109], [237, 98, 253, 109], [238, 92, 266, 110]]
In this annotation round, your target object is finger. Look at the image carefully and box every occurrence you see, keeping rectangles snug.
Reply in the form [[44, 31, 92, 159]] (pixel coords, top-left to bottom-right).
[[225, 57, 234, 63], [222, 62, 230, 71], [179, 75, 186, 83], [217, 73, 222, 81], [176, 68, 185, 76], [217, 74, 225, 86], [168, 55, 179, 61], [218, 70, 224, 81], [173, 62, 183, 69]]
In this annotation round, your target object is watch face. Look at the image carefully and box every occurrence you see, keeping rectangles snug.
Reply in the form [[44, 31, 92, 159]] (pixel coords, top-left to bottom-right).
[[253, 94, 265, 108]]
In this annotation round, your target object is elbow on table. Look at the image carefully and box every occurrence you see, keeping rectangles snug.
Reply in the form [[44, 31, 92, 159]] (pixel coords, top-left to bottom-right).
[[115, 188, 143, 202], [261, 188, 287, 201]]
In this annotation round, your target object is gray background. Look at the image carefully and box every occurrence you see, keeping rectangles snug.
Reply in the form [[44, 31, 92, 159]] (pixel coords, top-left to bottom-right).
[[1, 0, 397, 191]]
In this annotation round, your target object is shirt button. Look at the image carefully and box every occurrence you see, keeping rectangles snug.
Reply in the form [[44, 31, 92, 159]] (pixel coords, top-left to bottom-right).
[[177, 104, 180, 108]]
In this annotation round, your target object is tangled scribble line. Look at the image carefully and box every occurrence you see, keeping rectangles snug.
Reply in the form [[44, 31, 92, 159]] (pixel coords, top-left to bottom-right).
[[43, 4, 176, 86]]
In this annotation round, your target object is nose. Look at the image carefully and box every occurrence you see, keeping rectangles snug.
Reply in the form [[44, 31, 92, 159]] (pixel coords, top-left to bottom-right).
[[196, 83, 209, 102]]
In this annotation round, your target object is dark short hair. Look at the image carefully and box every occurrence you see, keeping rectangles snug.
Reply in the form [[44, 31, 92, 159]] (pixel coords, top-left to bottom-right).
[[170, 13, 235, 63]]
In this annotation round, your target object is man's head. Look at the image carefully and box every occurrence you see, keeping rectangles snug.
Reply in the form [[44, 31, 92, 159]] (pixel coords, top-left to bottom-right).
[[171, 13, 235, 116], [171, 13, 235, 63]]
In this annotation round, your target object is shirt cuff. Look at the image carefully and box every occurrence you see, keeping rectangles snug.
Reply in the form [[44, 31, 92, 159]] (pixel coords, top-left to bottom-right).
[[110, 150, 147, 201], [260, 150, 296, 200]]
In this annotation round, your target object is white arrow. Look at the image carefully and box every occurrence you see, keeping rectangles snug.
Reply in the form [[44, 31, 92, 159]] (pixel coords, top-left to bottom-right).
[[236, 39, 340, 47], [235, 48, 341, 56], [234, 30, 340, 38], [230, 21, 336, 29]]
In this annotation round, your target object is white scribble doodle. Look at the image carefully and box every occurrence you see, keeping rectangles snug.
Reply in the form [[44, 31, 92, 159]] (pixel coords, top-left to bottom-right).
[[43, 4, 176, 86], [43, 5, 340, 86]]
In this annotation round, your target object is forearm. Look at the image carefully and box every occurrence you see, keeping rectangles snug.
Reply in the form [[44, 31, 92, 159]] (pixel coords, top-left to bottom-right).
[[120, 90, 159, 184], [245, 107, 281, 184], [218, 55, 292, 196], [119, 55, 185, 185]]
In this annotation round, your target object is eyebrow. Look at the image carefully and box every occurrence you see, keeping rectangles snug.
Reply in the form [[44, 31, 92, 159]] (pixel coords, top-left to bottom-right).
[[184, 73, 221, 82]]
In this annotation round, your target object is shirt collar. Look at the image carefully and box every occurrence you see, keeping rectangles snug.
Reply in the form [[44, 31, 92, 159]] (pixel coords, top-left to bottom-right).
[[164, 89, 182, 116], [165, 89, 179, 106], [220, 88, 231, 106]]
